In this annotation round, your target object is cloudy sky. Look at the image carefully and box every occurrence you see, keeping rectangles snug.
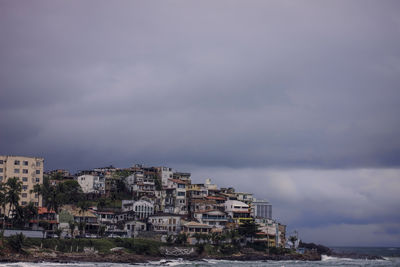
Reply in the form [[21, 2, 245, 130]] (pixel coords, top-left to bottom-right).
[[1, 1, 400, 246]]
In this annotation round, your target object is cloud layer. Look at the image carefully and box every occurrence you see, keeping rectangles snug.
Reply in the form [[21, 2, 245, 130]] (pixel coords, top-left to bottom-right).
[[190, 167, 400, 246]]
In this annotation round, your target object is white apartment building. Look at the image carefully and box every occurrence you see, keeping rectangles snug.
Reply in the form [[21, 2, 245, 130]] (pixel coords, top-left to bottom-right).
[[224, 199, 251, 224], [148, 213, 182, 233], [0, 155, 44, 212], [77, 174, 104, 193], [158, 167, 173, 186], [121, 199, 154, 219], [252, 199, 272, 219]]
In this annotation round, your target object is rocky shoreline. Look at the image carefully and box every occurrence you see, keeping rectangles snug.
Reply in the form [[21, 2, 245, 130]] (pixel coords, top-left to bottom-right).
[[0, 242, 384, 264], [0, 249, 322, 264]]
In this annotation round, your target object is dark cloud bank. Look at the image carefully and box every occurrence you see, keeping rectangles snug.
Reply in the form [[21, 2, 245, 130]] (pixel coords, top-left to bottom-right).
[[1, 1, 400, 246]]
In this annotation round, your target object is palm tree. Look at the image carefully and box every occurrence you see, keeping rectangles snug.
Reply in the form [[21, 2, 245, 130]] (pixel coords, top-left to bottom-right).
[[5, 177, 22, 225], [24, 202, 38, 227], [68, 221, 76, 238], [289, 235, 298, 249], [78, 201, 90, 236], [45, 186, 61, 214], [0, 183, 7, 232]]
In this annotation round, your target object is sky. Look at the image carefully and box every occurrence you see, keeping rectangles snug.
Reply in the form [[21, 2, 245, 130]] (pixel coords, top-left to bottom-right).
[[1, 1, 400, 246]]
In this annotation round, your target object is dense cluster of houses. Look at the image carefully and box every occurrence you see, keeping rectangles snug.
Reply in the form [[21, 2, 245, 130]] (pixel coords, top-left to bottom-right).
[[0, 155, 286, 247], [49, 164, 286, 247]]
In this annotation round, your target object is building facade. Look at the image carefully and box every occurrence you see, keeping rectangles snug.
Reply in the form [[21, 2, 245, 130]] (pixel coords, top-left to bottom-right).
[[0, 155, 43, 213], [252, 199, 272, 219]]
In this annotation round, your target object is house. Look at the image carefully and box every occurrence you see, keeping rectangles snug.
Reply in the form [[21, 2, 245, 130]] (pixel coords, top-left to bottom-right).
[[224, 200, 252, 225], [166, 178, 188, 215], [193, 210, 228, 229], [29, 207, 58, 233], [189, 198, 218, 216], [182, 221, 212, 244], [60, 205, 99, 236], [125, 220, 147, 237], [76, 174, 104, 194], [121, 199, 154, 220], [148, 213, 183, 233]]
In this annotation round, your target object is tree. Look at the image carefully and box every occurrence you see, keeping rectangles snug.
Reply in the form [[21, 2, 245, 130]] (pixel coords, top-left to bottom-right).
[[5, 177, 22, 224], [32, 177, 84, 212], [39, 221, 50, 239], [13, 203, 37, 228], [54, 228, 63, 239], [97, 199, 106, 210], [238, 220, 259, 243], [174, 233, 188, 245], [98, 225, 106, 237], [78, 222, 86, 238], [8, 232, 25, 252], [193, 233, 202, 244], [289, 235, 298, 249], [68, 221, 76, 238], [0, 183, 7, 233], [78, 201, 90, 236]]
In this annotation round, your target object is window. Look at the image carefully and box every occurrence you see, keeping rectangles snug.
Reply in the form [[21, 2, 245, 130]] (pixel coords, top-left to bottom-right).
[[0, 168, 3, 173], [14, 160, 20, 165], [21, 201, 27, 205], [23, 161, 28, 166], [35, 178, 40, 183], [0, 176, 3, 182], [22, 185, 28, 190], [22, 169, 28, 174], [22, 177, 28, 182], [22, 193, 27, 198], [14, 169, 20, 173], [0, 160, 3, 164], [36, 162, 40, 167], [34, 202, 38, 207], [36, 170, 40, 174]]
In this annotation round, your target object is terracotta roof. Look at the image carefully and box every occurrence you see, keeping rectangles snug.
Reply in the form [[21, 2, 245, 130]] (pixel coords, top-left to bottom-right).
[[168, 178, 188, 184], [38, 207, 55, 214], [183, 221, 212, 228], [61, 205, 97, 218], [205, 196, 226, 201]]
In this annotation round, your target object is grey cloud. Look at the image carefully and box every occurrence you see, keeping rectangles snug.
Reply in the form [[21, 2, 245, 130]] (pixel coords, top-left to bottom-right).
[[189, 167, 400, 246]]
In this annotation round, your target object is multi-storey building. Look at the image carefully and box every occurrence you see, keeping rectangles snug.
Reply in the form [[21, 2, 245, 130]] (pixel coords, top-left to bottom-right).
[[234, 192, 253, 205], [148, 213, 183, 233], [194, 210, 228, 229], [172, 172, 191, 183], [166, 178, 188, 215], [224, 199, 252, 225], [0, 155, 43, 213], [77, 174, 105, 194], [252, 199, 272, 219], [121, 199, 154, 220], [157, 166, 173, 186]]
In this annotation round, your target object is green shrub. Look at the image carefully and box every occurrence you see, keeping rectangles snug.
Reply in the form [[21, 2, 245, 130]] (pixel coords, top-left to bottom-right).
[[219, 244, 238, 255], [269, 247, 291, 255], [7, 233, 26, 252]]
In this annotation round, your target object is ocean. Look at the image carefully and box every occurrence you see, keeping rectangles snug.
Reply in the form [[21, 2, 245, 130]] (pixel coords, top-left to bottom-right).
[[1, 247, 399, 267]]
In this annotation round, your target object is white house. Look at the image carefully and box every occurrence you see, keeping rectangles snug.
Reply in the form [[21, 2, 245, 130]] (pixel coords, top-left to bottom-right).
[[148, 213, 182, 233], [121, 199, 154, 220], [224, 199, 251, 224]]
